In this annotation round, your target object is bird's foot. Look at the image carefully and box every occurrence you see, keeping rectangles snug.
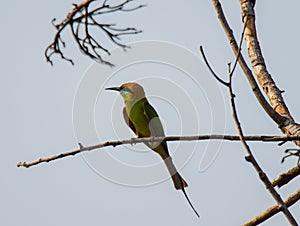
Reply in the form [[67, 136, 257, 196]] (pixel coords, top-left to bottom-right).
[[130, 137, 138, 146]]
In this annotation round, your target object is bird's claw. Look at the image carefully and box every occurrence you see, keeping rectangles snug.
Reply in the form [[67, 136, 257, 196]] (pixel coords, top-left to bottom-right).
[[130, 137, 137, 146]]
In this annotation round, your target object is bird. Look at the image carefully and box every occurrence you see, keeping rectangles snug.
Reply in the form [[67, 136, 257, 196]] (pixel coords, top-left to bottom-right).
[[106, 82, 199, 217]]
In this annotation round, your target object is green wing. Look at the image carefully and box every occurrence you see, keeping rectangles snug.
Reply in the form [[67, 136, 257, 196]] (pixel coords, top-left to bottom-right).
[[143, 102, 165, 137], [143, 101, 169, 155], [123, 107, 136, 134]]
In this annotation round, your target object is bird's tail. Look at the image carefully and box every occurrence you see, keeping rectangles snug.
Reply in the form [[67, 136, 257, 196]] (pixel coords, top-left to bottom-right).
[[164, 157, 200, 218], [164, 157, 188, 190]]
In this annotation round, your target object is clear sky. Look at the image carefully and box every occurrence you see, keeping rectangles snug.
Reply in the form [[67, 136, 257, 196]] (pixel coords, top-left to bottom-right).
[[4, 0, 300, 225]]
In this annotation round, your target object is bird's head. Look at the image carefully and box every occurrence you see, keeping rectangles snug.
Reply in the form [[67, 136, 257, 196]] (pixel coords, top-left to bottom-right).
[[105, 82, 146, 102]]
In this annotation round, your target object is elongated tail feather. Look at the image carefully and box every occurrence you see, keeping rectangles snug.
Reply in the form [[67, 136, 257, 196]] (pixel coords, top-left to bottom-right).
[[182, 187, 200, 218], [164, 157, 200, 217]]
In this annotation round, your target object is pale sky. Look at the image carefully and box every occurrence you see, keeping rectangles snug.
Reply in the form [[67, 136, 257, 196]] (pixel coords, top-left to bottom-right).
[[3, 1, 300, 225]]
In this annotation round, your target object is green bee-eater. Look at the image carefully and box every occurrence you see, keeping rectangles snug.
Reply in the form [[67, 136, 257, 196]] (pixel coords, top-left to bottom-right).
[[106, 82, 199, 217]]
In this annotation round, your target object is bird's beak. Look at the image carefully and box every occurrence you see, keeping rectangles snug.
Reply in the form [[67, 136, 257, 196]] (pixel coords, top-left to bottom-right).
[[105, 87, 121, 92]]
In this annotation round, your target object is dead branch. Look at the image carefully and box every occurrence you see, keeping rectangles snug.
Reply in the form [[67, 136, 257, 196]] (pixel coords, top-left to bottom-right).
[[202, 1, 300, 223], [44, 0, 145, 66], [272, 165, 300, 188], [201, 21, 298, 223], [243, 188, 300, 226], [239, 0, 300, 147], [211, 0, 284, 126], [226, 65, 298, 225], [16, 134, 300, 168], [211, 0, 300, 150], [281, 149, 300, 165], [199, 17, 246, 87]]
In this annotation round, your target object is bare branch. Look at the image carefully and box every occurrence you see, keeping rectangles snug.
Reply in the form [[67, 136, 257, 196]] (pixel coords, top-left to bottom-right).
[[200, 21, 246, 87], [227, 59, 298, 225], [205, 2, 299, 224], [211, 0, 285, 126], [228, 23, 246, 78], [44, 0, 144, 66], [239, 0, 300, 147], [243, 188, 300, 226], [281, 149, 300, 165], [16, 134, 300, 168], [199, 46, 229, 87], [272, 165, 300, 188]]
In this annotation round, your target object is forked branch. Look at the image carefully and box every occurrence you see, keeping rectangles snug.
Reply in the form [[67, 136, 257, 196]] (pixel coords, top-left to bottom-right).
[[200, 10, 298, 223], [227, 64, 298, 226], [243, 188, 300, 226], [44, 0, 145, 66]]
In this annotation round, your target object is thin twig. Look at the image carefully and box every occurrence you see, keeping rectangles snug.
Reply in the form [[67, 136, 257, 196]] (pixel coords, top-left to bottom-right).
[[282, 149, 300, 164], [16, 134, 300, 168], [243, 188, 300, 226], [199, 46, 229, 87], [200, 22, 246, 88], [228, 22, 246, 78]]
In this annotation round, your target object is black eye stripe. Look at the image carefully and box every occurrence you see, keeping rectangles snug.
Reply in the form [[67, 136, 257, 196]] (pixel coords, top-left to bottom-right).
[[122, 87, 131, 92]]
